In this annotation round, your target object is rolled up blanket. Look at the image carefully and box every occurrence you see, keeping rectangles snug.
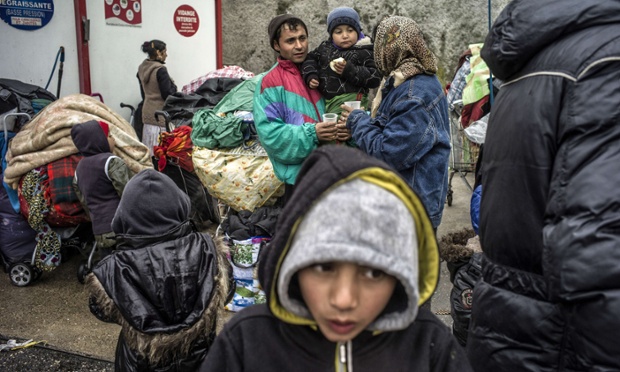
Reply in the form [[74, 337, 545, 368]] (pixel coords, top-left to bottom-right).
[[4, 94, 152, 189]]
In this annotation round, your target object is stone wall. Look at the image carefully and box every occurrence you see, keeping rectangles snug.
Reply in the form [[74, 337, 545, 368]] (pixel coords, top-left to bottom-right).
[[221, 0, 510, 84]]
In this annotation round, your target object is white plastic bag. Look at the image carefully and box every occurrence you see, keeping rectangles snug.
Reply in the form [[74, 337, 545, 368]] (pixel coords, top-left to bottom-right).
[[464, 114, 488, 144]]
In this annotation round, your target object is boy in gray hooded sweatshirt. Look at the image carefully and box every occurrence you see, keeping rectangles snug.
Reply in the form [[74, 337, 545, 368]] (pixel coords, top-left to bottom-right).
[[200, 145, 471, 371]]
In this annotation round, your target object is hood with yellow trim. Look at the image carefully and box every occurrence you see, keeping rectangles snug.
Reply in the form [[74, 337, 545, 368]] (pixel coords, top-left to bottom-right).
[[257, 145, 439, 330]]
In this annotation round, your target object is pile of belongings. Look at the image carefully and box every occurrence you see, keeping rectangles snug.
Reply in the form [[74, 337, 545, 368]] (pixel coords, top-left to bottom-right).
[[191, 72, 284, 212], [3, 94, 152, 271], [162, 65, 255, 129]]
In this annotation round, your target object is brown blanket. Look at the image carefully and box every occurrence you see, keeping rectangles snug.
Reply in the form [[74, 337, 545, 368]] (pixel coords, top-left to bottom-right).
[[4, 94, 153, 189]]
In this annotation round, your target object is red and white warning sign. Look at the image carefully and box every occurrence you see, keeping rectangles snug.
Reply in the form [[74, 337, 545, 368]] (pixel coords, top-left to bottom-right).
[[173, 4, 199, 37]]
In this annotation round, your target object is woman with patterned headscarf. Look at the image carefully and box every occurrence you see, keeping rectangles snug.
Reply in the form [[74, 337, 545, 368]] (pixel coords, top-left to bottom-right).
[[342, 15, 451, 232]]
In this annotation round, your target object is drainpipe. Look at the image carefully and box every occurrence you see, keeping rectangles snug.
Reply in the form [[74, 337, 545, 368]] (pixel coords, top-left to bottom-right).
[[215, 0, 223, 68], [73, 0, 91, 95]]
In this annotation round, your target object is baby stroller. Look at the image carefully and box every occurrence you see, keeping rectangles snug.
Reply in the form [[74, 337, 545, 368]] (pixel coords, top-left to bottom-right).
[[0, 143, 95, 286], [0, 181, 41, 286], [4, 93, 153, 286]]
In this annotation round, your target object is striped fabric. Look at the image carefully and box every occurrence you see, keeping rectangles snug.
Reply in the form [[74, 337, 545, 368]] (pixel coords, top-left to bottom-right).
[[253, 59, 325, 184], [182, 66, 255, 94]]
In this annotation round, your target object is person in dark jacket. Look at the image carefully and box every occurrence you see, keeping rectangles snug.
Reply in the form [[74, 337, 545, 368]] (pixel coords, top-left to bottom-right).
[[466, 1, 620, 371], [137, 39, 177, 154], [343, 16, 451, 230], [301, 7, 381, 114], [71, 120, 132, 254], [199, 145, 471, 372], [85, 169, 230, 372]]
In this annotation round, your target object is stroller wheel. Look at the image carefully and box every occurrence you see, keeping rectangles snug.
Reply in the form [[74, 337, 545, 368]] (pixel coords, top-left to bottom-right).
[[77, 260, 90, 284], [9, 262, 34, 287]]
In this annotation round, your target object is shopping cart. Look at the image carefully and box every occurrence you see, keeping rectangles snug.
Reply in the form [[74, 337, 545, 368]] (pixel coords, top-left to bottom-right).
[[447, 100, 479, 206]]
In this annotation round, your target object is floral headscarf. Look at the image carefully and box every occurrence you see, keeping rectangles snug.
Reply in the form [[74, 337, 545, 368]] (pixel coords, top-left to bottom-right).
[[371, 16, 438, 116], [374, 16, 437, 78]]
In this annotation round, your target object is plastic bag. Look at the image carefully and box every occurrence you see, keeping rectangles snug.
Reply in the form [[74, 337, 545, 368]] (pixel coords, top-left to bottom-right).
[[192, 141, 284, 212], [225, 236, 270, 312], [464, 114, 488, 144]]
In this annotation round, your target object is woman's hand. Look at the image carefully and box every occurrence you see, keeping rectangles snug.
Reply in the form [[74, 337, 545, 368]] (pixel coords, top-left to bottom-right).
[[336, 123, 352, 142], [309, 79, 319, 89], [340, 104, 355, 122]]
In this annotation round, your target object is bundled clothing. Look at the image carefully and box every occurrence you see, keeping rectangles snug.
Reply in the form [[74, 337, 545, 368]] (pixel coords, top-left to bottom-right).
[[3, 94, 151, 191], [200, 145, 471, 372], [71, 120, 132, 250], [467, 1, 620, 371], [346, 16, 450, 228], [86, 169, 230, 371], [253, 58, 325, 184]]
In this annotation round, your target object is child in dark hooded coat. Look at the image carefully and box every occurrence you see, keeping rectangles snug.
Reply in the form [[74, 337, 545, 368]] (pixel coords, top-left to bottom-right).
[[86, 168, 231, 371], [71, 120, 132, 253]]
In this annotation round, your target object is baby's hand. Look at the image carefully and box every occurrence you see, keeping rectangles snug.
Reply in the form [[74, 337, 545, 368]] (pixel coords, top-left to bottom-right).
[[330, 58, 346, 75], [309, 79, 319, 89]]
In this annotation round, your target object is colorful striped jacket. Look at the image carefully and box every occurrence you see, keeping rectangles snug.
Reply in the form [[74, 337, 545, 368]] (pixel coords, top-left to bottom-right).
[[253, 58, 325, 185]]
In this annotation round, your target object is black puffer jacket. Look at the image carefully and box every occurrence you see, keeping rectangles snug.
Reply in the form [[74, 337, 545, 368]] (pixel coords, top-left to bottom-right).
[[86, 169, 230, 372], [301, 38, 381, 99], [468, 1, 620, 371]]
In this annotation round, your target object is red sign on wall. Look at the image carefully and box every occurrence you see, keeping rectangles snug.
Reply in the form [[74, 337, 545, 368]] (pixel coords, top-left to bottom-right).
[[173, 4, 199, 37]]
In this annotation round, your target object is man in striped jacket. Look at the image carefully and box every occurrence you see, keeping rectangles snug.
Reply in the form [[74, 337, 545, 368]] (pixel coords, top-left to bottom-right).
[[253, 14, 349, 201]]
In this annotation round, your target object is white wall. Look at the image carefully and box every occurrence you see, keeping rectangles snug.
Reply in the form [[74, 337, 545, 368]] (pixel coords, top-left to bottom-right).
[[0, 0, 217, 121], [0, 1, 80, 97], [87, 0, 217, 120]]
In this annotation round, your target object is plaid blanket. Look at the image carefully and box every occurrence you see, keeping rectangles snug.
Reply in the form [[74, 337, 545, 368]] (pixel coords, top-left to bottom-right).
[[45, 155, 83, 218], [19, 160, 89, 229]]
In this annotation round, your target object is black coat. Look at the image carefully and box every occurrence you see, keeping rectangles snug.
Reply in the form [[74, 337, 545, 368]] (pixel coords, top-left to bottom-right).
[[87, 223, 229, 372], [86, 169, 230, 372], [301, 38, 381, 99], [200, 305, 467, 372], [468, 0, 620, 370]]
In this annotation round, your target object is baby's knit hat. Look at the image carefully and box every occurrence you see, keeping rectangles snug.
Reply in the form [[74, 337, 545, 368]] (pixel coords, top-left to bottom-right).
[[277, 179, 420, 332], [327, 7, 362, 36]]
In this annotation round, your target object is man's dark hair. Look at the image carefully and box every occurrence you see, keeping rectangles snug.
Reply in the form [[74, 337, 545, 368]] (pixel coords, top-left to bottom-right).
[[269, 16, 308, 50]]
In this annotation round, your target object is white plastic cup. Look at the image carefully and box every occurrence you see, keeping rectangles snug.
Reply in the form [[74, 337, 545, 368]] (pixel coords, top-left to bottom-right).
[[322, 113, 338, 123], [344, 101, 361, 109]]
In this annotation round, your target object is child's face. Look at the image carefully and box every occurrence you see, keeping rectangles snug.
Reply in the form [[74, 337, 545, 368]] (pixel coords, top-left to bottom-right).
[[332, 25, 358, 49], [298, 261, 396, 342]]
